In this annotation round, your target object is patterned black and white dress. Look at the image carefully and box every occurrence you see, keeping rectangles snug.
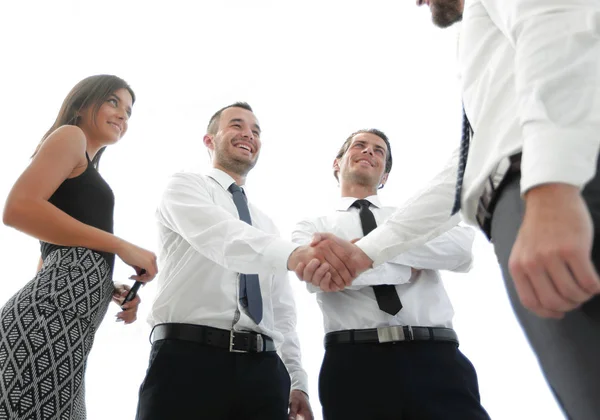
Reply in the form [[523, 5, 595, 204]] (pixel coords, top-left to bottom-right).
[[0, 154, 116, 419]]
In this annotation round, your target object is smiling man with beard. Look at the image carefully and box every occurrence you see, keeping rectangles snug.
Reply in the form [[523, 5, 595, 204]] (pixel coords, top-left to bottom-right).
[[135, 102, 317, 420], [292, 129, 490, 420]]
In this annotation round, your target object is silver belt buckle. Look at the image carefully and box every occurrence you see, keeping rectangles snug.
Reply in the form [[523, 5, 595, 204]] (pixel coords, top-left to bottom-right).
[[229, 330, 263, 352], [377, 326, 413, 343], [229, 330, 247, 353]]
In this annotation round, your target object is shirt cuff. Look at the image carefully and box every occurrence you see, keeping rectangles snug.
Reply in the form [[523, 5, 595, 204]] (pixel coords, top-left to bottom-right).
[[355, 229, 389, 267], [262, 237, 299, 274], [290, 370, 309, 396], [520, 125, 600, 194], [355, 215, 460, 268]]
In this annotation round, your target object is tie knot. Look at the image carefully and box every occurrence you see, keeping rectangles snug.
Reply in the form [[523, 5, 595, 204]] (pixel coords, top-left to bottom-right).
[[228, 183, 243, 194], [352, 199, 371, 210]]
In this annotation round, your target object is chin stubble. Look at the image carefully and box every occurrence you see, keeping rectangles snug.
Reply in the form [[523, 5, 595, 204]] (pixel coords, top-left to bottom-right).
[[431, 0, 463, 28], [217, 152, 257, 177]]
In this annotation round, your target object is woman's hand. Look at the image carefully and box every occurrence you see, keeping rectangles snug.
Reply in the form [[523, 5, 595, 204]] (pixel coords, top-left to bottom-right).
[[113, 283, 141, 324], [116, 241, 158, 282]]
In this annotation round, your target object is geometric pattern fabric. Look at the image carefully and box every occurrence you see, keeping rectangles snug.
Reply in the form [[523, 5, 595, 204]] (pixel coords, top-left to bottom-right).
[[0, 248, 113, 420]]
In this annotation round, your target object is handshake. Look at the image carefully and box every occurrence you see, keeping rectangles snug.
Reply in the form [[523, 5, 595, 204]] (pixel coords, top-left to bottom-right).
[[287, 233, 374, 292]]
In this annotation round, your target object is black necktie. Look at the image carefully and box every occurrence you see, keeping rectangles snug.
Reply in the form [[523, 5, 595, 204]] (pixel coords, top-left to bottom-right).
[[451, 107, 473, 215], [352, 199, 403, 316], [228, 183, 263, 324]]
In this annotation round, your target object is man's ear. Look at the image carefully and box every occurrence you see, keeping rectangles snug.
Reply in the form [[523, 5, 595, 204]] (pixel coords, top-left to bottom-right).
[[333, 158, 341, 182], [333, 158, 340, 172], [203, 134, 215, 151], [379, 172, 389, 189]]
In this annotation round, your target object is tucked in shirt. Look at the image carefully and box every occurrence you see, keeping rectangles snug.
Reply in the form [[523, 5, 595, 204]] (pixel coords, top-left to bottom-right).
[[357, 0, 600, 265], [292, 195, 475, 333], [149, 168, 307, 393]]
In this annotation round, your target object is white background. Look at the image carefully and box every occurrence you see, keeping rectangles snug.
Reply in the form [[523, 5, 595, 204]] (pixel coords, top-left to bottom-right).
[[0, 1, 564, 419]]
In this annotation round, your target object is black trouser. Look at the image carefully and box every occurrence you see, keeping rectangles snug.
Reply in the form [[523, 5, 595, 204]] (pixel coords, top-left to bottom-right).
[[135, 339, 291, 420], [319, 341, 490, 420], [490, 156, 600, 420]]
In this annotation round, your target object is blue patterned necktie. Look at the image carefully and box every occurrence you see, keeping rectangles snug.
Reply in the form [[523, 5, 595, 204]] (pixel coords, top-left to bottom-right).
[[352, 199, 403, 316], [228, 183, 263, 324], [451, 107, 473, 215]]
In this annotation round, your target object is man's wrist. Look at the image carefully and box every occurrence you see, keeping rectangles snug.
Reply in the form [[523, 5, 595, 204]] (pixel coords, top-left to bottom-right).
[[354, 247, 374, 272], [291, 388, 309, 398], [287, 245, 303, 270], [524, 182, 579, 204]]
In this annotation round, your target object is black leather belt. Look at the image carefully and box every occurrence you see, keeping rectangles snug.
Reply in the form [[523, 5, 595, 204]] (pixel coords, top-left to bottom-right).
[[476, 153, 522, 240], [151, 323, 276, 353], [324, 326, 459, 348]]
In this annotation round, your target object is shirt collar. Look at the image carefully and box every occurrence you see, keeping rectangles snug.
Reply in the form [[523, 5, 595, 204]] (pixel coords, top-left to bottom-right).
[[335, 195, 382, 211], [206, 168, 245, 192]]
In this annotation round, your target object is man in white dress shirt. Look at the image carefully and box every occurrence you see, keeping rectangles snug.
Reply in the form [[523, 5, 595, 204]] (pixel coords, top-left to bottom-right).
[[135, 102, 318, 420], [292, 129, 490, 419], [300, 2, 600, 418]]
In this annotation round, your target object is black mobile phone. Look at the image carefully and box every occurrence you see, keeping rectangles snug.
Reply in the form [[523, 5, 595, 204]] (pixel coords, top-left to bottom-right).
[[121, 269, 146, 308]]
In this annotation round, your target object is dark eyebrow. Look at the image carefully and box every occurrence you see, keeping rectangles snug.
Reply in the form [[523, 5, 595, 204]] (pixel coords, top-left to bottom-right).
[[109, 93, 132, 116], [229, 118, 262, 134]]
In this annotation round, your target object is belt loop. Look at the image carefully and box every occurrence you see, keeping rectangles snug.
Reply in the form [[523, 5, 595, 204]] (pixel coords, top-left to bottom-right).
[[427, 327, 434, 341], [256, 333, 264, 352], [349, 329, 355, 344], [149, 324, 157, 345], [405, 326, 414, 341], [487, 175, 496, 193]]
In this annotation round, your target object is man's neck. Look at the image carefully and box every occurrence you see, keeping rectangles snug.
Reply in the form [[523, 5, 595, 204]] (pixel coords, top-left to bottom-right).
[[340, 183, 377, 199], [213, 163, 246, 186]]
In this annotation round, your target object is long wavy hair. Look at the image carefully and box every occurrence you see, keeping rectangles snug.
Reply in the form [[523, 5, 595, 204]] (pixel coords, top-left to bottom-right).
[[33, 74, 135, 169]]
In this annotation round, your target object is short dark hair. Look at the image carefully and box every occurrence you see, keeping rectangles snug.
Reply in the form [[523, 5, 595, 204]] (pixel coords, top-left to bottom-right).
[[333, 128, 393, 181], [207, 102, 253, 135]]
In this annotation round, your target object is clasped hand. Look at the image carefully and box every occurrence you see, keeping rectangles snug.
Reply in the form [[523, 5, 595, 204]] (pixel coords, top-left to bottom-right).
[[288, 233, 373, 292]]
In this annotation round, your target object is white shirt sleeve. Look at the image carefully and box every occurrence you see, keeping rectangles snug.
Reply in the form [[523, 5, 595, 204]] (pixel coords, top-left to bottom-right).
[[484, 0, 600, 193], [388, 226, 475, 273], [290, 219, 320, 294], [341, 264, 412, 290], [349, 224, 474, 289], [355, 150, 461, 266], [291, 219, 412, 293], [271, 270, 309, 394], [156, 173, 297, 276]]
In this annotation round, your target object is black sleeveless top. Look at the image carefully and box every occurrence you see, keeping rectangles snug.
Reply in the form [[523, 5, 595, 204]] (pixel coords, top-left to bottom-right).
[[40, 153, 115, 269]]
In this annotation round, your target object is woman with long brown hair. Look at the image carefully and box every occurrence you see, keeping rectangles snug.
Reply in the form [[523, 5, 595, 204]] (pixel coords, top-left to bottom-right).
[[0, 74, 158, 419]]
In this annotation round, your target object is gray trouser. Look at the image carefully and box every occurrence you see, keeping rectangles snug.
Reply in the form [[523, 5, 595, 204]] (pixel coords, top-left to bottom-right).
[[490, 169, 600, 420]]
